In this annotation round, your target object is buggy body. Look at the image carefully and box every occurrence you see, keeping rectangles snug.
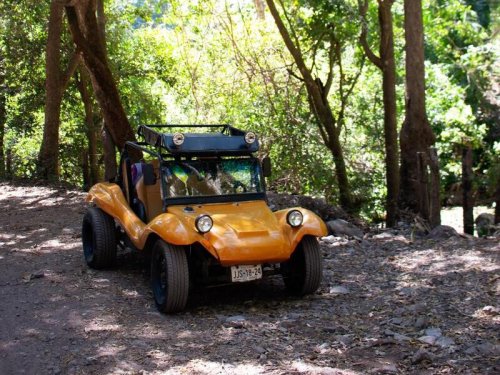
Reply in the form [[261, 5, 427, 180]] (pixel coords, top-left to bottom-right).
[[83, 125, 327, 312]]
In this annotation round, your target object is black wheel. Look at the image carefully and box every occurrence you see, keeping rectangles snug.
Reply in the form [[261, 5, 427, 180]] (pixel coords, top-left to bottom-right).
[[281, 236, 323, 295], [151, 240, 189, 313], [82, 207, 117, 269]]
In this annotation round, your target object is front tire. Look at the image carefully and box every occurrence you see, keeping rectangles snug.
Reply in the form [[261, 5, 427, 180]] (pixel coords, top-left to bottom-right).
[[281, 236, 323, 295], [82, 207, 117, 269], [151, 240, 189, 313]]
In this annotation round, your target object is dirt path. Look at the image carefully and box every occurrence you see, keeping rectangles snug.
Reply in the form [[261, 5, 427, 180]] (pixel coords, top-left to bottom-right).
[[0, 183, 498, 374]]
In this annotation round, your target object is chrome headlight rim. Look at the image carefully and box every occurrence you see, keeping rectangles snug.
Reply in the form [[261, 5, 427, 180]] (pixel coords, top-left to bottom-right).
[[172, 132, 185, 146], [195, 214, 213, 233], [286, 210, 303, 228], [244, 131, 256, 144]]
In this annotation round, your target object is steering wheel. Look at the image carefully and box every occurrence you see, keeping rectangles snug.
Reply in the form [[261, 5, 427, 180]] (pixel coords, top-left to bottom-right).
[[233, 181, 248, 193]]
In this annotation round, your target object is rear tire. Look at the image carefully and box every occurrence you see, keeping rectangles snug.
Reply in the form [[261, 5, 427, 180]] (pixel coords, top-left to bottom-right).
[[151, 240, 189, 313], [82, 207, 117, 269], [281, 236, 323, 295]]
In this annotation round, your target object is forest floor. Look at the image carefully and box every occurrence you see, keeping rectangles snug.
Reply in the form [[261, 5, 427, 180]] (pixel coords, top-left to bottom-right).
[[0, 182, 498, 375]]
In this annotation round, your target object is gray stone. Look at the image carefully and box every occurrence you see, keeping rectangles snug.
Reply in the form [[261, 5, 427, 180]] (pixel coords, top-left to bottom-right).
[[435, 336, 455, 348], [481, 305, 499, 316], [372, 232, 394, 240], [427, 225, 458, 240], [414, 316, 429, 329], [411, 348, 435, 364], [424, 327, 442, 338], [475, 213, 495, 236], [393, 333, 411, 342], [326, 219, 363, 238], [224, 315, 246, 328], [329, 286, 350, 295], [418, 335, 437, 345]]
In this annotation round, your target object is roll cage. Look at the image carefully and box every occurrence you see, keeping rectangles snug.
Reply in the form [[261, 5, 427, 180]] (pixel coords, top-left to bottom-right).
[[117, 125, 267, 215]]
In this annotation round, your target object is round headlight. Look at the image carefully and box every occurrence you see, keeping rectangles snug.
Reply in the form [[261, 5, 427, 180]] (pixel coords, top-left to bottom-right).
[[244, 131, 256, 144], [195, 215, 213, 233], [287, 210, 303, 227], [173, 133, 185, 146]]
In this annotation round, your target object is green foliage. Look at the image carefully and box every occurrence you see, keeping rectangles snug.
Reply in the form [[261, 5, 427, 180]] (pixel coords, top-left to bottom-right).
[[0, 0, 497, 220]]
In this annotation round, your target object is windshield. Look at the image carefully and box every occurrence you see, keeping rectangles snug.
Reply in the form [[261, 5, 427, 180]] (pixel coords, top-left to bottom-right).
[[163, 158, 264, 198]]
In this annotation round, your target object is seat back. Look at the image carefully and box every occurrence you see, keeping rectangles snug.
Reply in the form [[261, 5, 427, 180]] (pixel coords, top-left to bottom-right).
[[135, 160, 163, 222]]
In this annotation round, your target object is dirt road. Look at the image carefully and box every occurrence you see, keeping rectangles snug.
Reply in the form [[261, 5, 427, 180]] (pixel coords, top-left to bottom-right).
[[0, 183, 498, 374]]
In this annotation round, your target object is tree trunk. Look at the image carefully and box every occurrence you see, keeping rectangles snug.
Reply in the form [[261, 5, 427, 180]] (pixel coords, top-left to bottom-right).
[[360, 0, 399, 227], [38, 0, 81, 180], [38, 0, 64, 180], [76, 67, 100, 185], [0, 85, 5, 179], [399, 0, 437, 213], [253, 0, 266, 19], [428, 147, 441, 227], [265, 0, 353, 210], [64, 0, 138, 158], [462, 145, 474, 235], [495, 174, 500, 224], [102, 125, 117, 181]]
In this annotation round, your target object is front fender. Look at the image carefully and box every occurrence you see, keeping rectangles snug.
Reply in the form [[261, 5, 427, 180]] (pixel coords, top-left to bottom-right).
[[274, 208, 327, 252], [140, 214, 212, 251], [87, 183, 212, 252]]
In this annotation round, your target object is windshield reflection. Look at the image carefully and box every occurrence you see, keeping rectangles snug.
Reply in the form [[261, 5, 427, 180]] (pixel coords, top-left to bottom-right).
[[163, 158, 263, 198]]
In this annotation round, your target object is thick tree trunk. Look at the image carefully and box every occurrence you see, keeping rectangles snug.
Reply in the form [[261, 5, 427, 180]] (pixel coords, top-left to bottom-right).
[[379, 1, 399, 227], [265, 0, 353, 210], [38, 1, 81, 180], [359, 0, 399, 227], [399, 0, 437, 213], [38, 1, 64, 180], [64, 0, 138, 158]]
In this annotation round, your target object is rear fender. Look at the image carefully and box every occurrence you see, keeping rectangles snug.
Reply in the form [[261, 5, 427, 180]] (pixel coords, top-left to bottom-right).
[[274, 208, 327, 253]]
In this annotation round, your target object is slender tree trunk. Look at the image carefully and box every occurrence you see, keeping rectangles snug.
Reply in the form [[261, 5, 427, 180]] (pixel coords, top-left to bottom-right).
[[0, 54, 5, 179], [0, 84, 5, 179], [462, 145, 474, 234], [253, 0, 266, 19], [495, 175, 500, 224], [399, 0, 437, 213], [64, 0, 138, 158], [76, 67, 99, 185], [360, 0, 399, 226], [102, 125, 117, 181]]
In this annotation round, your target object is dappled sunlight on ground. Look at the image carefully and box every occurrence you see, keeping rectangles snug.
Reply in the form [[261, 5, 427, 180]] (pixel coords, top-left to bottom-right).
[[0, 183, 498, 374]]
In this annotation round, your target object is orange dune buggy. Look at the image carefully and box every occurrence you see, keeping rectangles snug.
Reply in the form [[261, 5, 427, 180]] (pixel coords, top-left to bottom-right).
[[82, 125, 327, 313]]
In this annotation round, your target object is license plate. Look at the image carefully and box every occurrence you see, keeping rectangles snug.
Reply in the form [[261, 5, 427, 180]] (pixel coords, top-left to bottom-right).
[[231, 264, 263, 282]]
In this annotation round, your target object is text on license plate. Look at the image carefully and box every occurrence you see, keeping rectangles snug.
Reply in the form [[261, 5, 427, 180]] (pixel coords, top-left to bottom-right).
[[231, 264, 263, 282]]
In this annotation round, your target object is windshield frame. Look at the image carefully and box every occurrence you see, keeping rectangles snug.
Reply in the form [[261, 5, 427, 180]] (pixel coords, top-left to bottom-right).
[[159, 156, 267, 206]]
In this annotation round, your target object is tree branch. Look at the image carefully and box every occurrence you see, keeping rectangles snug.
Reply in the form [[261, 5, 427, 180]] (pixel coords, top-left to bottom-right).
[[358, 0, 382, 69], [61, 50, 82, 92], [265, 0, 313, 83]]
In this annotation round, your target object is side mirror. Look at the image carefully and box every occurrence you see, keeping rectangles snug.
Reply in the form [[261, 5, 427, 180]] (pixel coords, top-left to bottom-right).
[[262, 156, 272, 178], [143, 164, 156, 186]]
